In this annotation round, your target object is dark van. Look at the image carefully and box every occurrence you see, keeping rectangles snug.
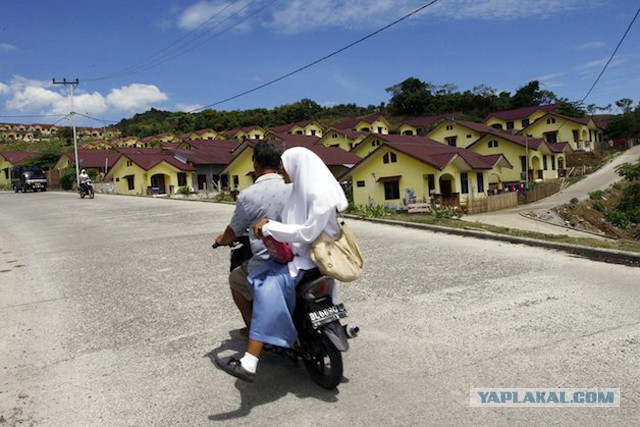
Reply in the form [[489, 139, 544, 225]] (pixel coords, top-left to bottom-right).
[[11, 165, 48, 192]]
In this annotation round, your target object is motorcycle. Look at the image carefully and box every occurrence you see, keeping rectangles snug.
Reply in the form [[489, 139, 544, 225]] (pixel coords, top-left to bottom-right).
[[79, 180, 95, 199], [213, 239, 359, 389]]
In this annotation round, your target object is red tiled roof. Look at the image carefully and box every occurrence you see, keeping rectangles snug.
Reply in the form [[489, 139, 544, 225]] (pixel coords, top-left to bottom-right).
[[247, 135, 360, 165], [120, 153, 194, 171], [63, 149, 122, 168], [332, 113, 388, 130], [0, 151, 37, 164], [484, 104, 558, 122], [400, 112, 462, 128]]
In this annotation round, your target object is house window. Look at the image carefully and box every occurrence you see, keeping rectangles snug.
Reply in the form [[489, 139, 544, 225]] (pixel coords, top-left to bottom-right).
[[378, 127, 383, 133], [356, 180, 365, 187], [491, 124, 503, 130], [126, 175, 135, 190], [476, 173, 485, 192], [545, 132, 558, 143], [467, 134, 472, 138], [506, 121, 514, 130], [460, 172, 469, 194], [551, 155, 556, 170], [572, 130, 579, 142], [384, 181, 400, 200], [232, 175, 239, 188], [521, 119, 530, 127], [371, 139, 381, 147], [311, 130, 316, 136], [446, 124, 454, 131], [543, 155, 548, 170], [427, 174, 435, 195], [126, 160, 133, 167], [445, 136, 457, 147], [488, 140, 499, 148], [177, 172, 187, 186], [382, 152, 397, 164], [546, 117, 556, 124], [520, 156, 528, 173]]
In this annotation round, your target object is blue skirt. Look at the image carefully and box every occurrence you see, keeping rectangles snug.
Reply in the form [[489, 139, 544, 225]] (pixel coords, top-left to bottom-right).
[[247, 260, 301, 348]]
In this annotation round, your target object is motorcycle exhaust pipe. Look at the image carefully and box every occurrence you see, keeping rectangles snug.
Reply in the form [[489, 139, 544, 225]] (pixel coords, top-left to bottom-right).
[[344, 323, 360, 338]]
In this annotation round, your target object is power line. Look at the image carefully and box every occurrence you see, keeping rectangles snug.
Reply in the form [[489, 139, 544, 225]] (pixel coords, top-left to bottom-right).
[[579, 7, 640, 106], [73, 112, 119, 124], [190, 0, 441, 112], [84, 0, 270, 82]]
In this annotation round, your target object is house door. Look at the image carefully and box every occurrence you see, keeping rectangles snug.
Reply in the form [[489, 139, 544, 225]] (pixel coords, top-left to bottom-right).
[[440, 179, 452, 198], [150, 174, 166, 194], [197, 174, 207, 190]]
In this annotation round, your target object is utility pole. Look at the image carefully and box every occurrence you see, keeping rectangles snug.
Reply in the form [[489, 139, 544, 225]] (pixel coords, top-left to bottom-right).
[[52, 78, 80, 188]]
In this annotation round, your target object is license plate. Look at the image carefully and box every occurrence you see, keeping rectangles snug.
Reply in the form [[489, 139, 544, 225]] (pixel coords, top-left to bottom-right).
[[308, 303, 347, 328], [33, 183, 41, 188]]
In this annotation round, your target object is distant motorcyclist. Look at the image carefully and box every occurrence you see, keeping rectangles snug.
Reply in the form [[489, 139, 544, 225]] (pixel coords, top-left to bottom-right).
[[79, 169, 90, 192]]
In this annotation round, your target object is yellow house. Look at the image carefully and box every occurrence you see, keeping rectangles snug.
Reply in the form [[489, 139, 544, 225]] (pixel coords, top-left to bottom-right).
[[395, 113, 462, 136], [105, 151, 195, 195], [316, 128, 368, 152], [219, 142, 256, 193], [111, 136, 144, 149], [270, 120, 325, 137], [0, 151, 37, 187], [332, 113, 391, 135], [466, 130, 571, 186], [224, 126, 266, 142], [484, 104, 558, 133], [427, 119, 490, 148], [81, 139, 113, 150], [522, 112, 602, 151], [342, 135, 511, 209]]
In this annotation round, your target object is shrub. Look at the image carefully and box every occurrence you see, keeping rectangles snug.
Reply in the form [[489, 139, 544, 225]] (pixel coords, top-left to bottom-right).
[[589, 190, 604, 200], [60, 169, 76, 190], [177, 186, 190, 196], [214, 191, 234, 202], [605, 210, 630, 229], [432, 205, 456, 219], [570, 197, 579, 205], [592, 200, 606, 212], [346, 203, 389, 218]]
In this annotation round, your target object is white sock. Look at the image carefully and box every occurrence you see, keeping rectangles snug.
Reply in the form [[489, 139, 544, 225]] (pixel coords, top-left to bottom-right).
[[240, 352, 258, 374]]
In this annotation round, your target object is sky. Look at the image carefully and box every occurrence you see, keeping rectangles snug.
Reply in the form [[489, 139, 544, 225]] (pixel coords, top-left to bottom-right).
[[1, 0, 639, 128]]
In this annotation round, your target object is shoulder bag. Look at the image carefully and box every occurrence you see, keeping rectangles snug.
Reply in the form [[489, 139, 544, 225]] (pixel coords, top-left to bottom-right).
[[311, 214, 363, 282]]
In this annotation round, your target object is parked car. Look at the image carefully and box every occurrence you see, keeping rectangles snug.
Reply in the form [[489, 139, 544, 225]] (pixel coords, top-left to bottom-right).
[[11, 165, 48, 192]]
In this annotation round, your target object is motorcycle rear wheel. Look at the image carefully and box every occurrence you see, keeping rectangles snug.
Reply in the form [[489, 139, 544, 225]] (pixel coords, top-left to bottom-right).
[[302, 336, 343, 390]]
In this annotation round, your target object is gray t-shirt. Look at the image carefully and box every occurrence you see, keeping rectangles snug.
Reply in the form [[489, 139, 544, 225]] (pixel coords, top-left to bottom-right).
[[229, 173, 291, 271]]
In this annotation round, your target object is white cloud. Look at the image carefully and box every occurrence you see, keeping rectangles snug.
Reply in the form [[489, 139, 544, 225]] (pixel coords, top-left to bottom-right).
[[2, 76, 169, 117], [268, 0, 605, 33], [6, 83, 63, 112], [105, 84, 169, 112], [576, 41, 605, 50], [0, 43, 16, 53], [178, 0, 251, 32], [175, 103, 203, 112]]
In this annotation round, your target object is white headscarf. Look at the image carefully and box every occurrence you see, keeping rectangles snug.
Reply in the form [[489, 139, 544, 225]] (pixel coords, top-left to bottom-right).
[[280, 147, 348, 226]]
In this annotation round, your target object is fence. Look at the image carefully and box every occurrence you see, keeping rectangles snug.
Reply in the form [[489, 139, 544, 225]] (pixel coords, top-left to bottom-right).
[[523, 179, 562, 204], [466, 192, 519, 214]]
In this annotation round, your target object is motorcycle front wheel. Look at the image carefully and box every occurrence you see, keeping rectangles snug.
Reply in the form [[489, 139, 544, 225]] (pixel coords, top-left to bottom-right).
[[302, 335, 343, 390], [89, 189, 94, 199]]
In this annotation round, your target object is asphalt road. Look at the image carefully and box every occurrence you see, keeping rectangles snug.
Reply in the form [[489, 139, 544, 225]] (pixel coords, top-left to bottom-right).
[[1, 192, 639, 426]]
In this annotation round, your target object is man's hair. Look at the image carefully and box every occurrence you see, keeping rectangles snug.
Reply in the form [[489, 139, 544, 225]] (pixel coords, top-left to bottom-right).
[[253, 140, 283, 170]]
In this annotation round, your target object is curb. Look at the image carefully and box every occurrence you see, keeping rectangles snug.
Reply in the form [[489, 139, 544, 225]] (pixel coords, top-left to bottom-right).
[[343, 214, 640, 268]]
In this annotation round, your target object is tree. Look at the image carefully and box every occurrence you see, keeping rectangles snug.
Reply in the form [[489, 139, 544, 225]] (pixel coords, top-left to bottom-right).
[[511, 80, 555, 108], [385, 77, 434, 116], [615, 98, 634, 114]]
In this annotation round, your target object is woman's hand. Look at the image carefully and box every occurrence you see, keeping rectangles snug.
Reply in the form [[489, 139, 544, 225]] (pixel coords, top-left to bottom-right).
[[253, 218, 269, 239]]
